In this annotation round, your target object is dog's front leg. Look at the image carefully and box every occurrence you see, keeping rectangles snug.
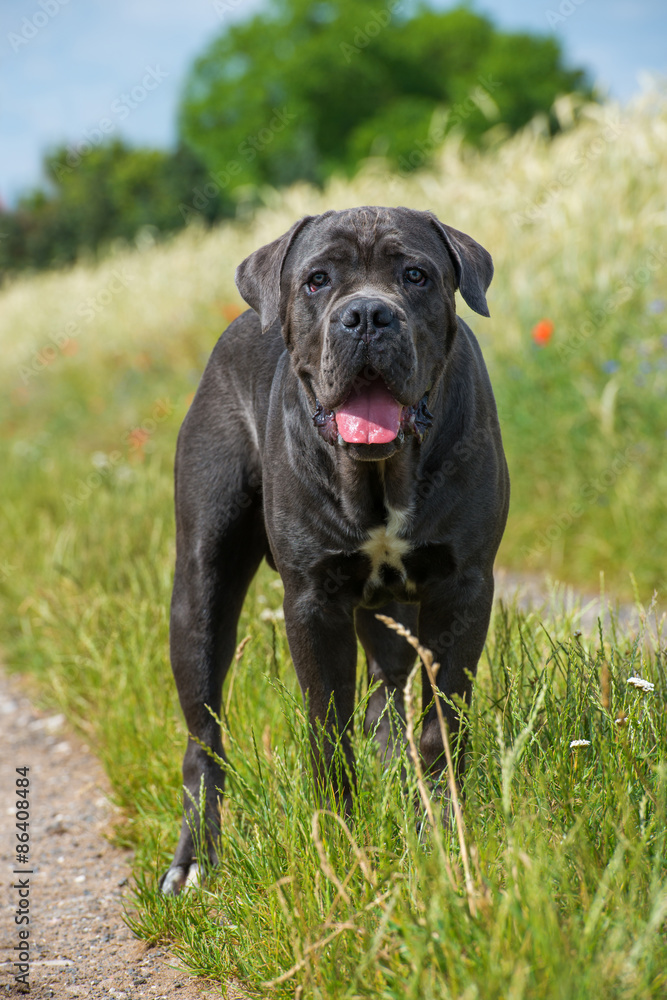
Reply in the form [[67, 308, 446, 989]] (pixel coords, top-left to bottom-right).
[[282, 589, 358, 812], [417, 577, 494, 791]]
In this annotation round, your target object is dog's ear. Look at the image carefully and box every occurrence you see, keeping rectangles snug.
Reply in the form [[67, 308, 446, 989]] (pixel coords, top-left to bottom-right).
[[427, 214, 493, 317], [235, 215, 318, 332]]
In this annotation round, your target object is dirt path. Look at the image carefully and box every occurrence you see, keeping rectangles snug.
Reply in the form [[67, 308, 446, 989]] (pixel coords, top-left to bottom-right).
[[0, 668, 222, 1000]]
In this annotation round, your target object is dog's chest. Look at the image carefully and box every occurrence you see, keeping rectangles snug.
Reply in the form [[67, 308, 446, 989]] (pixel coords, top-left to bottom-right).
[[359, 508, 416, 604]]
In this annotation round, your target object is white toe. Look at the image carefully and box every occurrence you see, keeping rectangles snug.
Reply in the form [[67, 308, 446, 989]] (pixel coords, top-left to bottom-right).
[[183, 863, 200, 889]]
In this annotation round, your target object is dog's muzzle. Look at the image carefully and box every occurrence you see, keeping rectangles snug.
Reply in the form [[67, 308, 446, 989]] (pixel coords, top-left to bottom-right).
[[312, 378, 433, 448]]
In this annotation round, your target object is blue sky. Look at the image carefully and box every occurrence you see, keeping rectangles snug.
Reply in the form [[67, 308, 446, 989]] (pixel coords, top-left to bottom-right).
[[1, 0, 666, 207]]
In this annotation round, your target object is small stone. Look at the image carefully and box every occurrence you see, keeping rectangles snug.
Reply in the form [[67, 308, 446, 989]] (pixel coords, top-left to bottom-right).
[[30, 712, 65, 732], [46, 816, 70, 834]]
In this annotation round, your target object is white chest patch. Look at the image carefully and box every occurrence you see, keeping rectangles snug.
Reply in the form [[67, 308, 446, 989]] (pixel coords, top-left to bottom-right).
[[360, 508, 415, 593]]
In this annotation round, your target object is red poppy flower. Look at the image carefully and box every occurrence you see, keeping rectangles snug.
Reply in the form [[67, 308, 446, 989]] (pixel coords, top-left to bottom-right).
[[61, 338, 78, 357], [532, 319, 554, 346], [220, 303, 244, 323], [127, 428, 151, 460]]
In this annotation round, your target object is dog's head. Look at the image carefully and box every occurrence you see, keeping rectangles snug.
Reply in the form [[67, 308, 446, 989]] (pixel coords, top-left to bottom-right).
[[236, 206, 492, 461]]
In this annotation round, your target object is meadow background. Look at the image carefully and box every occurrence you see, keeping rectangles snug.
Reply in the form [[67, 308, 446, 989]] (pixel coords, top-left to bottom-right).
[[2, 71, 667, 1000]]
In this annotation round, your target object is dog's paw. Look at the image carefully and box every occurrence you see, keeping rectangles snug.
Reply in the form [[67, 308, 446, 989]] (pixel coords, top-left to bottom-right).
[[159, 862, 200, 896]]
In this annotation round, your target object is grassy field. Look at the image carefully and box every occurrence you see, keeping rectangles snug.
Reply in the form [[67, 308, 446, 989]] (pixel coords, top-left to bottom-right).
[[1, 92, 666, 997]]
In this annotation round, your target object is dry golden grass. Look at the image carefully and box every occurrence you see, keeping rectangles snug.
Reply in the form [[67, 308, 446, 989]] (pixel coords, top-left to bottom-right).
[[2, 91, 666, 591], [2, 92, 665, 365]]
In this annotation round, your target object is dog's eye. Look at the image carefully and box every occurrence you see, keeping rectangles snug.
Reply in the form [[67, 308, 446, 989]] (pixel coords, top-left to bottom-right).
[[307, 272, 329, 292], [405, 268, 427, 286]]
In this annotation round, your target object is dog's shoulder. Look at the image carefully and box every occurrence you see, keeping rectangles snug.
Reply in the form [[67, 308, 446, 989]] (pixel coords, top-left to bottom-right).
[[213, 308, 281, 354], [205, 309, 285, 383], [184, 310, 285, 447], [453, 316, 485, 365], [450, 316, 496, 400]]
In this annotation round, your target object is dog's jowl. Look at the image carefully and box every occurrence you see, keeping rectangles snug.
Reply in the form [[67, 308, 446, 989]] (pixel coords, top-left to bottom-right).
[[161, 206, 509, 895]]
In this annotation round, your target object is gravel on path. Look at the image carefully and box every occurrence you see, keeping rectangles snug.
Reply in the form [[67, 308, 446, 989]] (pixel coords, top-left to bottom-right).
[[0, 668, 224, 1000]]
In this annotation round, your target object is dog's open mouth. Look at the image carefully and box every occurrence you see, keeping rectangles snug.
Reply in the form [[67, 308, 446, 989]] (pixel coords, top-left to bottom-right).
[[335, 378, 403, 445], [312, 376, 433, 448]]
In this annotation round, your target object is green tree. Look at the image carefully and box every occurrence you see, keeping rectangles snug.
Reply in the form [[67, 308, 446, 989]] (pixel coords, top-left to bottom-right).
[[0, 141, 219, 277], [0, 2, 592, 278], [179, 0, 590, 193]]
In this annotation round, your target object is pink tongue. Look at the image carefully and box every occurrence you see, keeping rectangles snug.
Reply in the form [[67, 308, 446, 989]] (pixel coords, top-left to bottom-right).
[[335, 380, 403, 444]]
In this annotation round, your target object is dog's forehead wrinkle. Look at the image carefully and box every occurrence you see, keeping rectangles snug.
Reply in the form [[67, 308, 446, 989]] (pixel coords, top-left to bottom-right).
[[315, 208, 405, 255], [298, 212, 439, 280], [335, 283, 405, 305]]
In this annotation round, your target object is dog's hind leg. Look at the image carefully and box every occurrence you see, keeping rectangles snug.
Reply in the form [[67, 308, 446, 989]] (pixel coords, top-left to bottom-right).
[[355, 602, 418, 762], [161, 400, 266, 895]]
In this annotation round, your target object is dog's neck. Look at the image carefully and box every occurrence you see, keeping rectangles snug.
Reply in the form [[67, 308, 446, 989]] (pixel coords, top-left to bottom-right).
[[290, 352, 467, 539], [328, 357, 469, 538], [333, 446, 420, 533]]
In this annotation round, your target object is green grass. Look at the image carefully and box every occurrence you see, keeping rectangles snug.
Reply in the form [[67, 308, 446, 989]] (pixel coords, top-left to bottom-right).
[[4, 482, 667, 997], [1, 94, 667, 997], [1, 335, 666, 997]]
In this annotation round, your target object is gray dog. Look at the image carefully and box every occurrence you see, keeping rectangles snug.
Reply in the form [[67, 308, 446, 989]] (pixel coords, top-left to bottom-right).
[[160, 206, 509, 895]]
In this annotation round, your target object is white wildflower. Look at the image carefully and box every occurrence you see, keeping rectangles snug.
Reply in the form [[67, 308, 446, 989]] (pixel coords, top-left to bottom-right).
[[259, 607, 284, 622], [114, 464, 134, 484], [627, 676, 655, 693], [569, 739, 591, 748]]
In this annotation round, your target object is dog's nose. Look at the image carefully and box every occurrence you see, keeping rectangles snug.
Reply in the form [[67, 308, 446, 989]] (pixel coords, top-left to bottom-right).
[[340, 298, 395, 340]]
